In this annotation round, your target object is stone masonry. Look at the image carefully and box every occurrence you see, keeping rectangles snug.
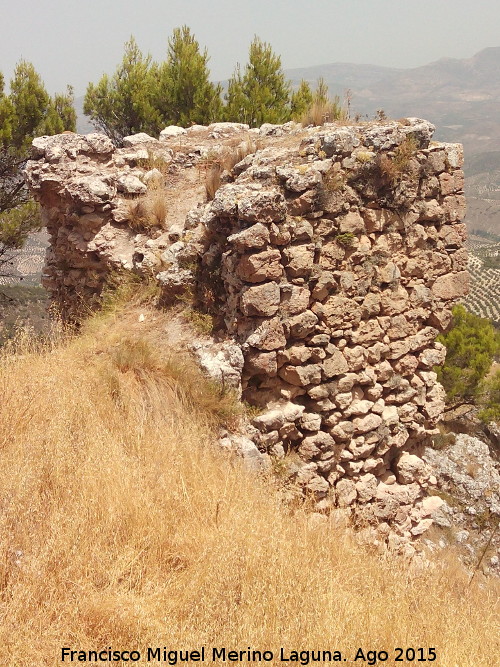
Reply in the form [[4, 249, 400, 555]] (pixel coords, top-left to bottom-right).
[[25, 119, 469, 543]]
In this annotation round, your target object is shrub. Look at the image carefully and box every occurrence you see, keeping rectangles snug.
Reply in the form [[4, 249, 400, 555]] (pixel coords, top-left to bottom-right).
[[436, 305, 500, 404], [478, 369, 500, 423], [336, 232, 356, 247]]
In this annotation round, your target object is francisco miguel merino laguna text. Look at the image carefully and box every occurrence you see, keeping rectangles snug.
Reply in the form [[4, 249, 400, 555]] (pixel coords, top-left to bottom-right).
[[61, 646, 348, 664]]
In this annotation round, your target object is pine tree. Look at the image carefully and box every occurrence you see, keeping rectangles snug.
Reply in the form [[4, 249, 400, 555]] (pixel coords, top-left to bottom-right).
[[479, 370, 500, 423], [0, 73, 14, 145], [157, 26, 222, 127], [44, 87, 77, 136], [301, 78, 346, 126], [84, 37, 160, 143], [224, 37, 291, 126], [313, 77, 329, 105], [0, 63, 75, 274], [290, 80, 313, 120], [437, 305, 500, 403], [8, 61, 51, 151]]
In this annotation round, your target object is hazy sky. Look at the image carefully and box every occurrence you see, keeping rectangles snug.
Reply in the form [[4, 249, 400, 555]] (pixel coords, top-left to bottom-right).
[[1, 0, 499, 96]]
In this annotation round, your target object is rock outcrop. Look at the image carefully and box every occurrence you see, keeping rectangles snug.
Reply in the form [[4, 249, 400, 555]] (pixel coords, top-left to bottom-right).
[[25, 119, 469, 545]]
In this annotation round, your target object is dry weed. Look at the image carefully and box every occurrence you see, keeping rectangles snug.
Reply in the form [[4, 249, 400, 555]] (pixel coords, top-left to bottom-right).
[[376, 135, 419, 185], [301, 98, 347, 126], [205, 138, 259, 200], [0, 303, 498, 665], [126, 187, 168, 231]]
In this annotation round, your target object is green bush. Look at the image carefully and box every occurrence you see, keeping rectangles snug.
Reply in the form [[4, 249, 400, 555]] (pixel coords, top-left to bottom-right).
[[478, 370, 500, 423], [436, 305, 500, 403]]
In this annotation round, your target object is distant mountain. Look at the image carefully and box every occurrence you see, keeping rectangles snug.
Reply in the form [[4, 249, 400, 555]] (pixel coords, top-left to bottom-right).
[[287, 48, 500, 155]]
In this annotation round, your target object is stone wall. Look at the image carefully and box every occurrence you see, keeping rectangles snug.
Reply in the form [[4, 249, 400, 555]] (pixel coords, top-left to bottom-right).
[[25, 119, 469, 543]]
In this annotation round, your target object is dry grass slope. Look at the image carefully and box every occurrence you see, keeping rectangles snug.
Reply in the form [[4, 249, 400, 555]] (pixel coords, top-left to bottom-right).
[[0, 303, 498, 666]]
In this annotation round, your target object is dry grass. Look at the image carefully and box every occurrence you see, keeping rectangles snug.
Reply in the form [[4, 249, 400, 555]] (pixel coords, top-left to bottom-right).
[[126, 195, 167, 231], [376, 135, 419, 185], [0, 303, 498, 666], [205, 138, 259, 201], [205, 162, 223, 201], [126, 187, 168, 231], [301, 98, 347, 127]]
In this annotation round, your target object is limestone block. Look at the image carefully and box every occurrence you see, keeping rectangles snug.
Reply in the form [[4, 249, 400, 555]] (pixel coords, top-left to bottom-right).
[[335, 478, 358, 507], [286, 310, 318, 338], [290, 218, 314, 241], [422, 384, 446, 420], [190, 341, 244, 393], [353, 413, 382, 434], [300, 413, 322, 432], [123, 132, 157, 146], [269, 223, 291, 245], [351, 319, 384, 344], [238, 189, 287, 223], [310, 398, 336, 412], [345, 399, 374, 417], [376, 481, 421, 506], [279, 364, 322, 387], [333, 392, 353, 410], [287, 190, 317, 216], [276, 165, 322, 193], [246, 318, 286, 351], [338, 209, 365, 234], [361, 292, 381, 318], [379, 285, 409, 315], [283, 244, 315, 277], [409, 518, 432, 536], [319, 241, 345, 269], [280, 284, 310, 316], [342, 345, 366, 371], [394, 354, 419, 376], [337, 373, 358, 392], [159, 125, 187, 139], [280, 344, 312, 365], [376, 261, 401, 285], [431, 271, 470, 300], [362, 457, 385, 474], [311, 270, 337, 301], [252, 402, 305, 431], [381, 405, 399, 426], [348, 438, 376, 458], [236, 249, 283, 283], [442, 194, 466, 222], [418, 345, 446, 369], [228, 223, 270, 250], [355, 474, 378, 503], [241, 283, 280, 316], [394, 453, 428, 484], [441, 142, 463, 169], [420, 495, 445, 518], [207, 122, 249, 138], [245, 350, 277, 376], [305, 475, 330, 496], [322, 350, 349, 378], [451, 247, 469, 272], [330, 421, 355, 441], [317, 127, 360, 156]]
